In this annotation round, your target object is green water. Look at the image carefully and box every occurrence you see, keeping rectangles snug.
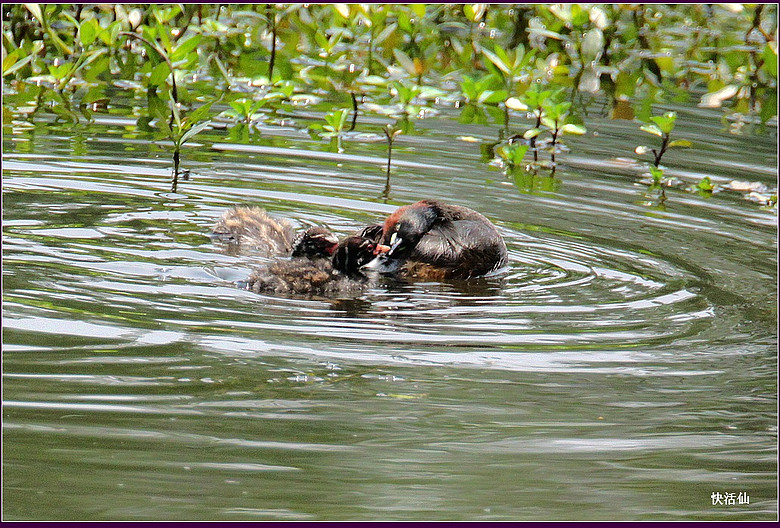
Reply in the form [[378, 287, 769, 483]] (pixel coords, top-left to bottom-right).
[[2, 93, 777, 520]]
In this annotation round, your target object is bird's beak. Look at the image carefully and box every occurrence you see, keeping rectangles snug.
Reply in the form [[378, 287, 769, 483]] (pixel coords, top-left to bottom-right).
[[373, 244, 391, 255], [387, 236, 403, 256]]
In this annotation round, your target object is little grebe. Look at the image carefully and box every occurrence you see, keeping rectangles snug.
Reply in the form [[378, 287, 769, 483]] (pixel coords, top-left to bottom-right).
[[212, 206, 338, 259], [367, 199, 508, 280], [247, 235, 383, 295]]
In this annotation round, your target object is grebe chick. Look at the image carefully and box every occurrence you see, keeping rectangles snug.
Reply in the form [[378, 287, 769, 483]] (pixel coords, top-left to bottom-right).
[[247, 236, 384, 295], [212, 206, 338, 259]]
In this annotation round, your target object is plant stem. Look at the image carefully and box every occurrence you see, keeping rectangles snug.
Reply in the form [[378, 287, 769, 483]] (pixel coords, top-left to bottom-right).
[[653, 133, 669, 167], [349, 92, 359, 131], [267, 4, 277, 82]]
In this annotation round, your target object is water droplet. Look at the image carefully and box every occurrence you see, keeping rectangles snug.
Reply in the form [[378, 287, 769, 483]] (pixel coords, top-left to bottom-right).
[[479, 22, 486, 29], [434, 97, 440, 105], [455, 101, 461, 109], [489, 29, 496, 38], [348, 63, 356, 73]]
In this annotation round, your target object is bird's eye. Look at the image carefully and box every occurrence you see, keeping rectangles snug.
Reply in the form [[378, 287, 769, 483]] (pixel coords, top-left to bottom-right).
[[389, 232, 397, 245]]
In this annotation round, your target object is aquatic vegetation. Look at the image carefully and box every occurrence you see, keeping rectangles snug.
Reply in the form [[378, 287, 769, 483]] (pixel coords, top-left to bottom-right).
[[2, 3, 776, 203], [635, 111, 692, 184]]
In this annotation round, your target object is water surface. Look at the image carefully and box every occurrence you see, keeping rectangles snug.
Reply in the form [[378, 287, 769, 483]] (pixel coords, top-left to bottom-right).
[[2, 94, 777, 520]]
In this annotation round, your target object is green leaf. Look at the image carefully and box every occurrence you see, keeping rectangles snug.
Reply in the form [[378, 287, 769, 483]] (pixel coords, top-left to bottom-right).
[[649, 165, 664, 183], [668, 139, 692, 148], [229, 100, 250, 115], [170, 35, 202, 62], [332, 4, 350, 19], [314, 32, 329, 50], [505, 97, 528, 111], [464, 4, 486, 23], [697, 176, 713, 192], [2, 49, 21, 73], [478, 89, 507, 104], [762, 43, 777, 78], [180, 120, 211, 145], [561, 123, 586, 135], [635, 145, 652, 155], [411, 4, 426, 18], [98, 21, 121, 46], [48, 63, 72, 80], [481, 47, 510, 75], [640, 123, 663, 137], [79, 19, 98, 47], [3, 48, 38, 78], [523, 128, 542, 139], [24, 3, 43, 23], [149, 62, 171, 87], [650, 111, 677, 134], [509, 144, 529, 164], [540, 116, 556, 130], [393, 48, 417, 77], [186, 98, 219, 126]]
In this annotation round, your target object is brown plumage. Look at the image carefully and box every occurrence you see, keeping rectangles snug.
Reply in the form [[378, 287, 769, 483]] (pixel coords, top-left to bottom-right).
[[247, 236, 379, 295], [212, 206, 338, 259], [368, 199, 508, 280]]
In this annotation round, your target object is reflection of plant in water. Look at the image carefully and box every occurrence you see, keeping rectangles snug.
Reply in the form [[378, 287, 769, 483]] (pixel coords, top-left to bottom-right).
[[382, 123, 403, 200]]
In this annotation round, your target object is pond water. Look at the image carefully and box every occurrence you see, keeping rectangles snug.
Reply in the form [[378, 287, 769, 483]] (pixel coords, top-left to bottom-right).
[[2, 94, 777, 520]]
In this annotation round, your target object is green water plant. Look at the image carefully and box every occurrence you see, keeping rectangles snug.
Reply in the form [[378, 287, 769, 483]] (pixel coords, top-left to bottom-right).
[[309, 108, 351, 152], [225, 98, 267, 124], [495, 142, 530, 168], [635, 111, 692, 185]]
